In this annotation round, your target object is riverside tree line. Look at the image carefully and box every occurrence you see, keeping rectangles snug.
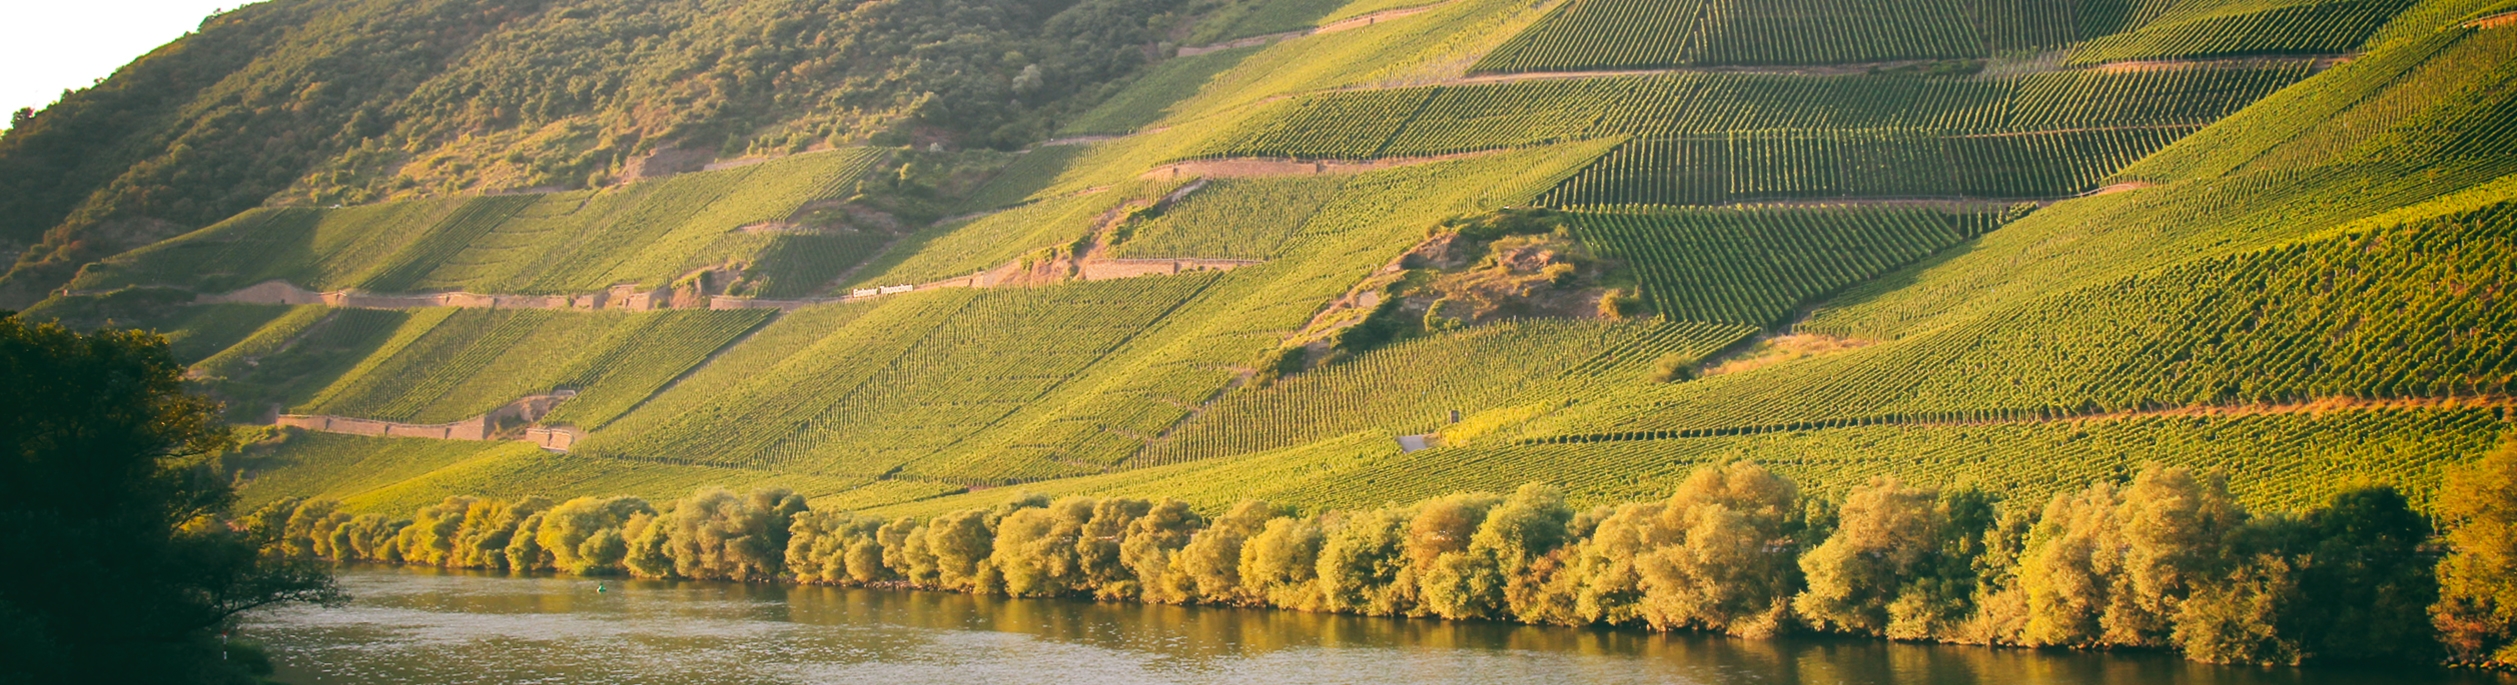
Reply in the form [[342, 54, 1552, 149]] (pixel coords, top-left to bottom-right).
[[248, 454, 2517, 670]]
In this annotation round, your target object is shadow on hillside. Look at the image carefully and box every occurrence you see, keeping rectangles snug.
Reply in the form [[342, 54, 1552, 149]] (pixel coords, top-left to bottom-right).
[[1812, 236, 1981, 315]]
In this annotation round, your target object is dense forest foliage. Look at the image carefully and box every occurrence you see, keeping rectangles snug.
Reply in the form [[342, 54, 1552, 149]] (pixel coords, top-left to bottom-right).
[[248, 452, 2517, 670], [0, 314, 339, 683], [0, 0, 1208, 307]]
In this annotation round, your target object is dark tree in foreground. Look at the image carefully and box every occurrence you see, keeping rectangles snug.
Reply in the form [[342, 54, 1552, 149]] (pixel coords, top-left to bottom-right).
[[0, 313, 340, 684]]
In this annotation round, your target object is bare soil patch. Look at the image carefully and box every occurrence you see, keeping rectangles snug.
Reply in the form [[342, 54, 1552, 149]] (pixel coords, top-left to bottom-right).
[[2469, 10, 2517, 29]]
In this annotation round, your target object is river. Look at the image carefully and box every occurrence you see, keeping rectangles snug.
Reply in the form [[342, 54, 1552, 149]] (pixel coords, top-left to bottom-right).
[[240, 566, 2512, 685]]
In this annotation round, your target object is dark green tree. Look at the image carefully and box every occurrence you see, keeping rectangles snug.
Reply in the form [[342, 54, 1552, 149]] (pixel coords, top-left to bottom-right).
[[2288, 486, 2439, 663], [0, 313, 340, 684]]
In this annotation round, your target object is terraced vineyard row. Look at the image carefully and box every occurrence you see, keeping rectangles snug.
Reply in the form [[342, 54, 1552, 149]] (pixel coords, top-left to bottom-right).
[[231, 432, 870, 516], [851, 179, 1191, 288], [1196, 89, 1439, 160], [197, 309, 422, 422], [1108, 176, 1351, 260], [71, 149, 883, 297], [2069, 0, 2419, 66], [296, 309, 771, 426], [583, 276, 1219, 478], [14, 299, 312, 364], [1137, 319, 1756, 465], [1059, 47, 1262, 137], [1810, 161, 2517, 345], [1568, 207, 2007, 325], [740, 232, 901, 298], [1538, 126, 2188, 203], [1188, 0, 1349, 45], [954, 145, 1090, 213], [2123, 27, 2517, 181], [1551, 200, 2517, 436], [1188, 66, 2308, 166], [1476, 0, 2018, 72], [1472, 0, 2406, 73]]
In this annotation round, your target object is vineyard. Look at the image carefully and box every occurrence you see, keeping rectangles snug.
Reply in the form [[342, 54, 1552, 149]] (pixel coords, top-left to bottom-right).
[[2068, 0, 2422, 65], [69, 149, 883, 297], [877, 405, 2509, 519], [953, 145, 1092, 213], [1059, 47, 1262, 137], [1108, 176, 1353, 259], [583, 276, 1223, 479], [850, 179, 1191, 288], [1184, 65, 2311, 200], [1537, 198, 2517, 437], [1566, 206, 2010, 325], [2121, 26, 2517, 180], [1809, 166, 2517, 345], [1138, 319, 1757, 465], [1189, 0, 1352, 45], [286, 309, 770, 426], [1536, 127, 2191, 203], [1192, 89, 1441, 160], [901, 144, 1623, 481], [1474, 0, 2027, 72], [231, 431, 869, 515], [1471, 0, 2410, 74], [192, 309, 417, 422], [14, 298, 308, 364]]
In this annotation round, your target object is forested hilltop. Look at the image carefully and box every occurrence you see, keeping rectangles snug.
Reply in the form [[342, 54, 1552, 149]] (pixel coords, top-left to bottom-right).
[[7, 0, 2517, 671]]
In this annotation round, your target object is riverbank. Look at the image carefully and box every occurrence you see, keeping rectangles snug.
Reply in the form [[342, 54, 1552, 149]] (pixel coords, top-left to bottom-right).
[[238, 454, 2517, 672], [247, 566, 2509, 685]]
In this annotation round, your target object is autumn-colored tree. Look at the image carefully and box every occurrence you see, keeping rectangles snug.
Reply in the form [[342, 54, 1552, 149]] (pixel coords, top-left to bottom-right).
[[995, 498, 1097, 597], [1424, 484, 1571, 620], [1317, 506, 1415, 616], [535, 496, 653, 575], [1118, 499, 1202, 602], [1795, 478, 2001, 638], [2435, 443, 2517, 668], [1635, 461, 1802, 637], [1173, 500, 1279, 605], [1241, 516, 1327, 610]]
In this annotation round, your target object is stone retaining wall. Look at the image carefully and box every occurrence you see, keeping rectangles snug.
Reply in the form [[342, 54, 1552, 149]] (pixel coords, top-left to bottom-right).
[[274, 391, 582, 450]]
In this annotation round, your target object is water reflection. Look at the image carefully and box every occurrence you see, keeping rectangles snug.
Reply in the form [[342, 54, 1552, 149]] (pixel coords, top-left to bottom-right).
[[244, 566, 2511, 685]]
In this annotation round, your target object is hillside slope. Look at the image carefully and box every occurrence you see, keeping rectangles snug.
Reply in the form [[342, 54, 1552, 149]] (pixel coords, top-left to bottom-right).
[[9, 0, 2513, 518], [0, 0, 1202, 307]]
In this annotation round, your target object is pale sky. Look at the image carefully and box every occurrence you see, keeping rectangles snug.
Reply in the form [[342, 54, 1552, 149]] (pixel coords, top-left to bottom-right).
[[1, 0, 247, 131]]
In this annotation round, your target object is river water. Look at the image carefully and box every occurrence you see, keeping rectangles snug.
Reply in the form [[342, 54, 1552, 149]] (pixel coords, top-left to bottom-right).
[[242, 566, 2510, 685]]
